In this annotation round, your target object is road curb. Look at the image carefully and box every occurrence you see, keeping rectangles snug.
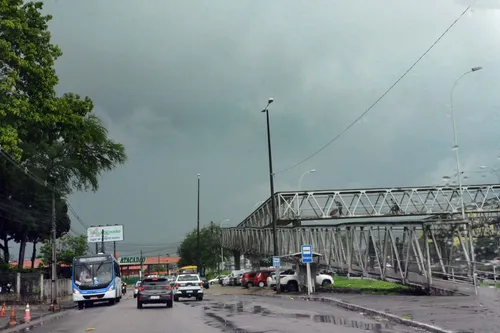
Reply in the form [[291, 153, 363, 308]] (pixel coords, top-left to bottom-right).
[[213, 292, 453, 333], [0, 307, 75, 333]]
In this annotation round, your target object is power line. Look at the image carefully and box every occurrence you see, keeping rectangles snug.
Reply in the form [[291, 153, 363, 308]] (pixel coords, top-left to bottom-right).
[[274, 3, 475, 175]]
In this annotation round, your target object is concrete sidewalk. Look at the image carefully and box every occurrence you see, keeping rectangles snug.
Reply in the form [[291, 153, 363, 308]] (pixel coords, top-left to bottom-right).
[[322, 286, 500, 333], [0, 298, 75, 330]]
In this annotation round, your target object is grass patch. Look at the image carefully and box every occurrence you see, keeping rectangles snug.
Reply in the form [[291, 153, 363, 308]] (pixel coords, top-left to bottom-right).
[[480, 281, 500, 288], [324, 276, 412, 295]]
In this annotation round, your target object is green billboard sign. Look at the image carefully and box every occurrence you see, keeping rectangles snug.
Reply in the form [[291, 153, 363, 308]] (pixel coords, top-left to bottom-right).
[[119, 256, 145, 264]]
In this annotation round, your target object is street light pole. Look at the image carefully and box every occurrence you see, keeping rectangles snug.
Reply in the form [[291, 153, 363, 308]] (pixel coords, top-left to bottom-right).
[[480, 166, 500, 183], [449, 66, 482, 220], [297, 169, 316, 219], [197, 174, 201, 276], [261, 98, 278, 256], [262, 98, 281, 294], [298, 169, 316, 191]]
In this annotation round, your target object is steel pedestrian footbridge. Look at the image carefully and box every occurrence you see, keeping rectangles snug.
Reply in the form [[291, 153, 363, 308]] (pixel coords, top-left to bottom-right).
[[221, 184, 500, 293]]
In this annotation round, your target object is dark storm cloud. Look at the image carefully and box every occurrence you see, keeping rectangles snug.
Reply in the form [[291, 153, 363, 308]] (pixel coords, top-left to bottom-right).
[[27, 0, 500, 249]]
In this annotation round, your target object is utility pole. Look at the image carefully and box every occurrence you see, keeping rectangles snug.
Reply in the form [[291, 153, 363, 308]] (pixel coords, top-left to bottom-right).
[[197, 174, 201, 276], [101, 230, 105, 253], [210, 221, 216, 273], [50, 190, 58, 308], [140, 249, 143, 280]]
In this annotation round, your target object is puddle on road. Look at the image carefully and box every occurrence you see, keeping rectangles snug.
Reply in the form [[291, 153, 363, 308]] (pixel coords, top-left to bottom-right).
[[205, 300, 393, 332]]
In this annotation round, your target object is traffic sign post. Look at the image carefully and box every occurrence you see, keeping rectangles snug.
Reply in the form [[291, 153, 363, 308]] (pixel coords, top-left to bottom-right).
[[272, 256, 281, 293], [301, 245, 313, 263], [272, 256, 281, 267], [301, 245, 313, 295]]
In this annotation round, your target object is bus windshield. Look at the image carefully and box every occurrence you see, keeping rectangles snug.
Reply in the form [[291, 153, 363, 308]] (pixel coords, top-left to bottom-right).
[[74, 257, 113, 289]]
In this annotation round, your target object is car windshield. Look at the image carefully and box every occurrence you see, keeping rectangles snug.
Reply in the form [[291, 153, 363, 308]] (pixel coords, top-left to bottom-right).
[[74, 261, 113, 289], [177, 275, 199, 282]]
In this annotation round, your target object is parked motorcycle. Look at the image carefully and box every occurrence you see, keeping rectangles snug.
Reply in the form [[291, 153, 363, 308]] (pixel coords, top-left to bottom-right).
[[121, 282, 127, 294]]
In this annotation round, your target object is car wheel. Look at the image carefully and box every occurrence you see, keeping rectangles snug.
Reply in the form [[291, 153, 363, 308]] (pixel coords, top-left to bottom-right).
[[197, 295, 203, 301], [322, 279, 332, 287], [166, 300, 173, 308], [133, 294, 137, 298], [137, 301, 143, 309], [258, 281, 265, 288], [287, 281, 299, 292], [174, 296, 179, 302]]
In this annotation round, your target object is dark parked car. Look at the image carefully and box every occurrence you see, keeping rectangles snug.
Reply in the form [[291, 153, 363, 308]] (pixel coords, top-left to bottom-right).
[[136, 277, 173, 309], [200, 277, 209, 289]]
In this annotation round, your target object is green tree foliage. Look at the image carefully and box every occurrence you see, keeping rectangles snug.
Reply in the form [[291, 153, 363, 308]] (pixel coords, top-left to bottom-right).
[[39, 234, 88, 266], [0, 0, 127, 268], [0, 0, 63, 159], [177, 223, 222, 275]]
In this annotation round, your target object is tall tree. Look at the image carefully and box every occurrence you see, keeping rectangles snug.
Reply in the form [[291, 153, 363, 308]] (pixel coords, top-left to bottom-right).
[[0, 0, 63, 159], [0, 0, 127, 264], [39, 234, 87, 266], [177, 224, 222, 275]]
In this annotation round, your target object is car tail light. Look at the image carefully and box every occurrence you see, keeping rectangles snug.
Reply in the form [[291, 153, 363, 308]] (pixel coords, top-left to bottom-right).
[[199, 282, 203, 287], [163, 285, 171, 290], [139, 286, 147, 291]]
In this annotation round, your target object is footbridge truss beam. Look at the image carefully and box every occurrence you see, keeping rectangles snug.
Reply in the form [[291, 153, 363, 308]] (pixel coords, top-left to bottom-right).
[[238, 184, 500, 228], [222, 219, 500, 292]]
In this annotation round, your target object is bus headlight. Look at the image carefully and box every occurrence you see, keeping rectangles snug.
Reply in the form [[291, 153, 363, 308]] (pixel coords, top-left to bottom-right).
[[73, 289, 80, 294], [108, 285, 115, 291]]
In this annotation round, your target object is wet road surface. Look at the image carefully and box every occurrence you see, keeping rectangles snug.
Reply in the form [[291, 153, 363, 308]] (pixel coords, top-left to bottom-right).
[[327, 288, 500, 333], [28, 294, 422, 333]]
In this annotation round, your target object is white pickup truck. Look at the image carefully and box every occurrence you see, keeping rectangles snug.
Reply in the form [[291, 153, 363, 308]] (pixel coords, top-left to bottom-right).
[[267, 269, 334, 292]]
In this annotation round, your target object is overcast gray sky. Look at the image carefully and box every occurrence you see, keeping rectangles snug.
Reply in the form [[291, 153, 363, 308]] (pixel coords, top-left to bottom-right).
[[16, 0, 499, 258]]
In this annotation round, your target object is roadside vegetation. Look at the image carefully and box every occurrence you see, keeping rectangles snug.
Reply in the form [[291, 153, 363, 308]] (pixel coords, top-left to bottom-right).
[[325, 276, 413, 295]]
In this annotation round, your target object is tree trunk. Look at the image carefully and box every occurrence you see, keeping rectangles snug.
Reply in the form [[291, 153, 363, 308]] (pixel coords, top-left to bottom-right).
[[31, 242, 37, 269], [1, 236, 10, 263], [17, 233, 27, 269]]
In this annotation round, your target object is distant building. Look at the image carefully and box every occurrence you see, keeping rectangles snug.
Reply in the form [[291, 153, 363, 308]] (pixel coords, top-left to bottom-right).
[[118, 255, 179, 277], [9, 255, 180, 278]]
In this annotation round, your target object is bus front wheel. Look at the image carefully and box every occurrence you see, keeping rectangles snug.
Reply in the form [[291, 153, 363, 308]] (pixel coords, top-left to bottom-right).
[[78, 302, 84, 310]]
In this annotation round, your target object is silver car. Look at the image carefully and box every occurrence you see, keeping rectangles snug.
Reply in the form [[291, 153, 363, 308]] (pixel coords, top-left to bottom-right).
[[133, 280, 142, 298]]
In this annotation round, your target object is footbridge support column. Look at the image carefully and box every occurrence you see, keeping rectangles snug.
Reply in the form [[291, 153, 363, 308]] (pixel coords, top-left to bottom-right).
[[233, 250, 241, 270]]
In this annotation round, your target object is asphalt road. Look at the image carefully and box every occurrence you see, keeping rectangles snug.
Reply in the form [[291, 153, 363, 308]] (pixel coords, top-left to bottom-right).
[[27, 293, 423, 333]]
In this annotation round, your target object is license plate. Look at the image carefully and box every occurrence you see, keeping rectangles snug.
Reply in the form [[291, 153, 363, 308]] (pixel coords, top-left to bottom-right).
[[91, 297, 98, 300], [186, 290, 192, 293], [150, 296, 160, 299]]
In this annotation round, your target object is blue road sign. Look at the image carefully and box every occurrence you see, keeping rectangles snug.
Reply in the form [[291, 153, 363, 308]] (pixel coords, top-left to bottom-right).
[[272, 256, 281, 267], [301, 244, 313, 264]]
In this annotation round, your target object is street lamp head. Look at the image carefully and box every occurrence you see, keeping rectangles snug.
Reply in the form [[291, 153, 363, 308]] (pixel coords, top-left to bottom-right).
[[268, 98, 274, 104], [471, 66, 483, 72], [480, 165, 487, 169], [197, 173, 200, 178], [310, 169, 317, 173]]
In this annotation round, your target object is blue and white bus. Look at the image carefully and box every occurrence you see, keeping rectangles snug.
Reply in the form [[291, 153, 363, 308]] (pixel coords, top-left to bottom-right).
[[72, 254, 122, 310]]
